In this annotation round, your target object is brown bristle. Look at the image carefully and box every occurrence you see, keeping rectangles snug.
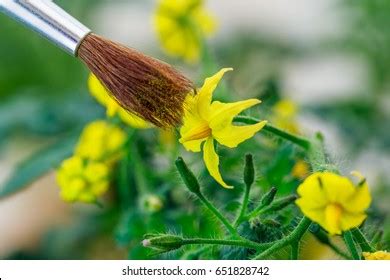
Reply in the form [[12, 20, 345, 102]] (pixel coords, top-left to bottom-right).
[[77, 33, 193, 127]]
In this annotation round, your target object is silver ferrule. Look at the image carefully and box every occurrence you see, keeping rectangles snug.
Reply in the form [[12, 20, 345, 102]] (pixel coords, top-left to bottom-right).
[[0, 0, 91, 56]]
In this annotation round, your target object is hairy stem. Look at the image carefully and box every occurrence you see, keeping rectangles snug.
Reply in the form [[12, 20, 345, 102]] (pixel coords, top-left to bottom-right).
[[253, 216, 312, 259], [197, 192, 239, 237], [291, 242, 299, 260], [234, 116, 311, 150], [351, 228, 375, 253], [344, 231, 361, 260], [182, 238, 273, 250], [234, 185, 251, 226]]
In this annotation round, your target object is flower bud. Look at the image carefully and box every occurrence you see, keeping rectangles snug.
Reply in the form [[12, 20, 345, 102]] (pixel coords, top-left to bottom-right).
[[261, 187, 277, 207], [244, 154, 255, 187], [142, 234, 183, 252], [175, 157, 201, 194], [143, 195, 163, 213]]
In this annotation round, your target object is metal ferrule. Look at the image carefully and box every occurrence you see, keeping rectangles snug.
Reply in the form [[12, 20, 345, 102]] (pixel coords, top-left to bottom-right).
[[0, 0, 91, 56]]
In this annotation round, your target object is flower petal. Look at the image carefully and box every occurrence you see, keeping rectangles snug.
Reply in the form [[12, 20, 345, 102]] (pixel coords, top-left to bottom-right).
[[212, 121, 267, 148], [340, 212, 367, 232], [344, 183, 371, 213], [88, 74, 110, 106], [197, 68, 233, 119], [296, 173, 328, 209], [181, 138, 207, 152], [295, 199, 326, 227], [343, 172, 372, 213], [208, 99, 261, 129], [324, 204, 343, 235], [88, 73, 121, 117], [118, 109, 152, 129], [320, 172, 356, 204], [194, 8, 217, 35], [180, 96, 209, 150], [203, 137, 232, 189]]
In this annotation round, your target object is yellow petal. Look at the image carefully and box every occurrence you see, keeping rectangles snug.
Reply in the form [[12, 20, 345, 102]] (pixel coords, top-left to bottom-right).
[[60, 156, 84, 175], [183, 28, 201, 63], [106, 98, 120, 117], [208, 99, 261, 129], [84, 162, 110, 183], [296, 173, 329, 209], [194, 9, 217, 35], [179, 121, 210, 152], [342, 171, 372, 213], [180, 122, 211, 142], [291, 160, 310, 179], [182, 138, 206, 152], [320, 172, 356, 203], [197, 68, 233, 119], [118, 109, 151, 129], [60, 177, 86, 202], [89, 73, 123, 117], [92, 181, 110, 196], [363, 251, 390, 260], [340, 212, 367, 232], [212, 121, 266, 148], [88, 74, 110, 106], [162, 29, 187, 57], [180, 95, 209, 150], [202, 137, 232, 189], [77, 192, 97, 204], [296, 198, 327, 227], [324, 203, 343, 235], [344, 183, 371, 213]]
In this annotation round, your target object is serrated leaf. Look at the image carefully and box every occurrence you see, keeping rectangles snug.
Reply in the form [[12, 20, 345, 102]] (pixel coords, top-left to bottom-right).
[[0, 133, 79, 198]]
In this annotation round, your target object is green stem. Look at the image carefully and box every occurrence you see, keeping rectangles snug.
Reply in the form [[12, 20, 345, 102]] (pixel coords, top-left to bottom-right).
[[234, 185, 251, 226], [343, 231, 361, 260], [131, 142, 150, 194], [246, 204, 266, 220], [117, 131, 134, 209], [197, 192, 239, 237], [253, 216, 312, 259], [307, 133, 329, 172], [291, 242, 299, 260], [351, 228, 375, 253], [118, 151, 131, 209], [182, 238, 273, 250], [234, 116, 311, 150]]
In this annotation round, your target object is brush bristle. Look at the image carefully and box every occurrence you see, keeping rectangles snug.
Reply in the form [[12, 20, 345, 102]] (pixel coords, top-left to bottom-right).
[[77, 33, 193, 127]]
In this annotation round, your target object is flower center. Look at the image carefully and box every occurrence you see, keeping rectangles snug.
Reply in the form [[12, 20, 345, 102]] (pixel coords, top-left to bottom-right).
[[325, 203, 344, 233], [181, 123, 211, 142]]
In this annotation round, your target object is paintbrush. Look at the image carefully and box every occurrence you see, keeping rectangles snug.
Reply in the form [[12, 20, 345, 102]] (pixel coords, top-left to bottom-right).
[[0, 0, 193, 127]]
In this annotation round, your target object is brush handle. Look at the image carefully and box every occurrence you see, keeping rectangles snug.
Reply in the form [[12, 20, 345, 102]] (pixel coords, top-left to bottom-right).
[[0, 0, 91, 56]]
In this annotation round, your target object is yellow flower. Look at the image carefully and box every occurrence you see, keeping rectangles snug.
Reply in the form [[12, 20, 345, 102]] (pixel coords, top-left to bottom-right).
[[88, 74, 151, 129], [75, 120, 126, 163], [272, 99, 300, 134], [296, 171, 372, 235], [154, 0, 216, 63], [56, 156, 110, 203], [363, 251, 390, 260], [291, 160, 310, 180], [179, 68, 267, 188]]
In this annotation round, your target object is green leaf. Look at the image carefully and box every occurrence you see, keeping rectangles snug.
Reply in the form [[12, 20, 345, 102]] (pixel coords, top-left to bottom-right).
[[0, 133, 79, 198]]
